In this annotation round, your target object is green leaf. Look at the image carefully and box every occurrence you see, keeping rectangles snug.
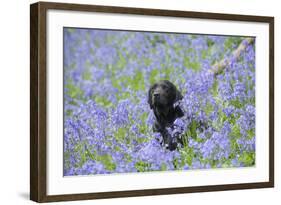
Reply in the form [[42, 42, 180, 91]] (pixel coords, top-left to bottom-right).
[[94, 95, 113, 107], [238, 152, 255, 166], [116, 51, 127, 70], [230, 123, 241, 139], [247, 129, 255, 139], [135, 161, 150, 172], [82, 69, 92, 80], [204, 102, 213, 117], [190, 120, 198, 139], [149, 69, 160, 84], [114, 127, 127, 142], [97, 154, 116, 171], [179, 141, 196, 167], [161, 163, 167, 171], [65, 81, 83, 99], [230, 98, 243, 109], [184, 56, 200, 71], [211, 79, 218, 97]]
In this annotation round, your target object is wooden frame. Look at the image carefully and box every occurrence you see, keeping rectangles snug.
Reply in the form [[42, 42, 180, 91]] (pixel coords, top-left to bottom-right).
[[30, 1, 274, 202]]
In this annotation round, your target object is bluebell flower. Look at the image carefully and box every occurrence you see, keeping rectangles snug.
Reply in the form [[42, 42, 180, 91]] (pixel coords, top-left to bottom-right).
[[63, 29, 256, 175]]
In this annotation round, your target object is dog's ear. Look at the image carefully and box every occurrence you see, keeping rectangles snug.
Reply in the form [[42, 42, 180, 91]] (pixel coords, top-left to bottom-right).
[[163, 80, 183, 103], [174, 89, 184, 117], [148, 86, 153, 109]]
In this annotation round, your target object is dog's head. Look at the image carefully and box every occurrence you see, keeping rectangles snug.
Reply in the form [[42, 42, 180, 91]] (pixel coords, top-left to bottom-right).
[[148, 80, 183, 109]]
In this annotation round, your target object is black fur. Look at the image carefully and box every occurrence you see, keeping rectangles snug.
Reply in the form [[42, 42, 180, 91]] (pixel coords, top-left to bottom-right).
[[148, 80, 184, 151]]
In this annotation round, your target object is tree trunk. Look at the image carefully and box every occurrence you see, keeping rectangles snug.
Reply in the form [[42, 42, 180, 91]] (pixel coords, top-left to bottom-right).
[[209, 37, 254, 75]]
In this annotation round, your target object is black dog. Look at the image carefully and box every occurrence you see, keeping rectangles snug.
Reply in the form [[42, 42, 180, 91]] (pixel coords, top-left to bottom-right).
[[148, 80, 184, 151]]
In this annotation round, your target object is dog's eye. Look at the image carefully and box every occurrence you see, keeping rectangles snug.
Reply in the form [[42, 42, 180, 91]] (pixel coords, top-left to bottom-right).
[[161, 84, 168, 90]]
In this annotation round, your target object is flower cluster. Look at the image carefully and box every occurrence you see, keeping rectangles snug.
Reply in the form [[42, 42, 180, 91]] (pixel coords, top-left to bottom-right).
[[63, 28, 255, 175]]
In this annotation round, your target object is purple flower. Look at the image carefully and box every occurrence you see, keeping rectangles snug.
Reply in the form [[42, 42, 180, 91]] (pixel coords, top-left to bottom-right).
[[63, 29, 256, 175]]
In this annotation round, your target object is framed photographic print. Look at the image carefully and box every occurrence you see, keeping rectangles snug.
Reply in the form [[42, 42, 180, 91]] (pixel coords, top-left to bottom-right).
[[30, 1, 274, 202]]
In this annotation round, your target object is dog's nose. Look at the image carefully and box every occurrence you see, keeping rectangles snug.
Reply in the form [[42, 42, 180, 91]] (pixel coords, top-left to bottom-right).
[[154, 93, 160, 98]]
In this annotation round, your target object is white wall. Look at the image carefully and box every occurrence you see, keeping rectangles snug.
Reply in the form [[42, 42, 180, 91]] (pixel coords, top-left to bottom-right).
[[0, 0, 279, 204]]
